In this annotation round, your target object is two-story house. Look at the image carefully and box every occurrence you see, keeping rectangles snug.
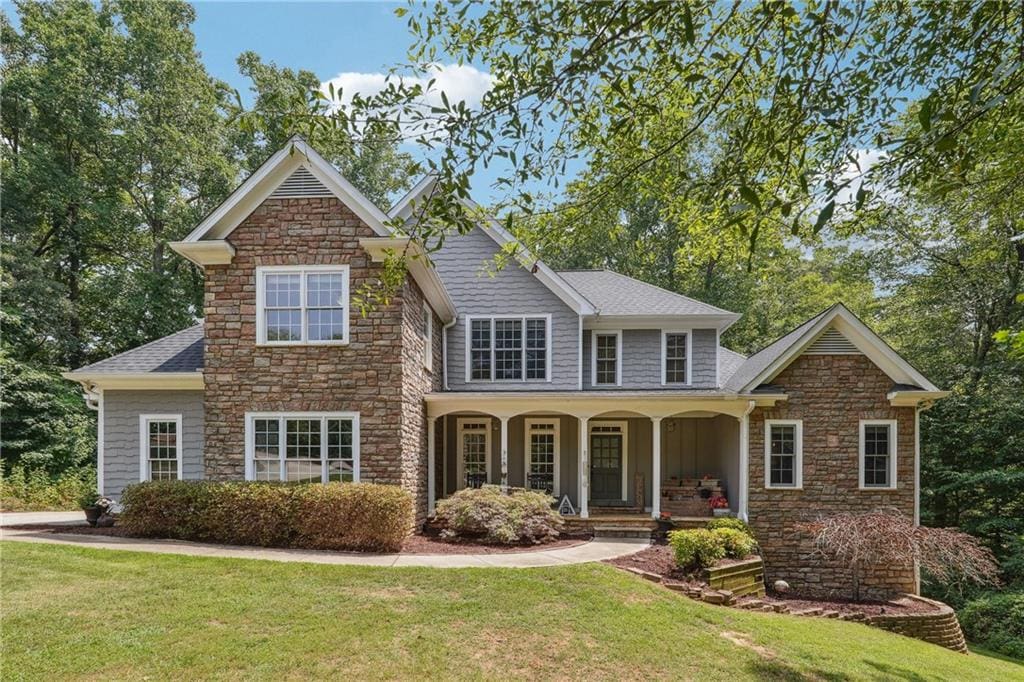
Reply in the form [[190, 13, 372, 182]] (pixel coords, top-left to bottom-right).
[[66, 137, 948, 597]]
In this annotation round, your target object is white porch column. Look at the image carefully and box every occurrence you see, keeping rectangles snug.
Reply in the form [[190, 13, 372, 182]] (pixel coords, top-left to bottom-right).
[[651, 417, 662, 519], [738, 400, 755, 522], [427, 416, 436, 516], [499, 416, 509, 491], [578, 416, 589, 519]]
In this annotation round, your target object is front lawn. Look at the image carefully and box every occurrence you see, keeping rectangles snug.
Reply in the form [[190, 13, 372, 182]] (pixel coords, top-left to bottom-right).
[[1, 542, 1018, 680]]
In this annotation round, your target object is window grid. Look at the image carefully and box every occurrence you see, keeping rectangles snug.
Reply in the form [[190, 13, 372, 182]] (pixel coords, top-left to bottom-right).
[[260, 267, 347, 344], [145, 419, 179, 481], [468, 317, 548, 381], [769, 425, 796, 486], [595, 333, 618, 385], [459, 421, 489, 488], [528, 425, 556, 492], [248, 415, 357, 484], [863, 424, 891, 487], [664, 333, 688, 384]]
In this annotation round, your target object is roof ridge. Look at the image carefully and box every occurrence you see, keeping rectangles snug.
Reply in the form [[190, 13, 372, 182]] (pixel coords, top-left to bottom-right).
[[567, 269, 739, 317]]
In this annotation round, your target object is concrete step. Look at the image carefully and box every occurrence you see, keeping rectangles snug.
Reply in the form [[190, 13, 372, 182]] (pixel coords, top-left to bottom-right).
[[592, 525, 654, 539]]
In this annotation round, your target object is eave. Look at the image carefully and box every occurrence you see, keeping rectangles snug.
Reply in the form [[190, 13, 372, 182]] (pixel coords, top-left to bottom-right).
[[584, 314, 742, 332], [62, 372, 204, 391], [359, 237, 457, 324], [168, 240, 235, 267], [887, 390, 950, 407]]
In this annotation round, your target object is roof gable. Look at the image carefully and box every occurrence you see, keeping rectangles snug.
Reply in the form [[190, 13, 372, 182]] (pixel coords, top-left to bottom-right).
[[726, 304, 940, 393]]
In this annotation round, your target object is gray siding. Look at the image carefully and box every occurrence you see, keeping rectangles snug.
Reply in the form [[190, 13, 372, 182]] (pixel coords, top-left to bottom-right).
[[102, 390, 205, 498], [582, 328, 720, 389], [432, 227, 580, 391]]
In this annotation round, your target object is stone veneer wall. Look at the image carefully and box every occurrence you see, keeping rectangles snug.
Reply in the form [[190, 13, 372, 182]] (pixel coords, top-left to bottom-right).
[[203, 196, 436, 523], [747, 353, 917, 599]]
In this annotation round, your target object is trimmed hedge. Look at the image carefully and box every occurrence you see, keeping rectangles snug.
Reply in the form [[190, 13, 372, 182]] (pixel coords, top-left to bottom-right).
[[705, 517, 753, 535], [713, 527, 756, 559], [119, 480, 412, 552], [958, 590, 1024, 660], [435, 485, 563, 544], [668, 528, 727, 570]]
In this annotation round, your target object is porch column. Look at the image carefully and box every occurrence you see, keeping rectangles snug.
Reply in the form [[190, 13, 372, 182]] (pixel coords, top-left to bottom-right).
[[651, 417, 662, 519], [499, 416, 509, 491], [427, 416, 436, 516], [738, 400, 755, 522], [578, 416, 589, 519]]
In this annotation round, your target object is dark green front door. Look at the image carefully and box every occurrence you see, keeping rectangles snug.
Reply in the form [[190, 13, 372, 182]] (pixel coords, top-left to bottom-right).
[[590, 433, 623, 501]]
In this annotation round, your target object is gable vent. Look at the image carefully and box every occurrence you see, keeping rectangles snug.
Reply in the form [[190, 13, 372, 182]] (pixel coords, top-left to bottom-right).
[[804, 327, 861, 355], [268, 166, 333, 199]]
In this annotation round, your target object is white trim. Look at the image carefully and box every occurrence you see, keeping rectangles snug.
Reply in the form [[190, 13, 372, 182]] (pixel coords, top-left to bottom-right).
[[244, 412, 361, 484], [764, 419, 803, 489], [578, 417, 589, 518], [464, 314, 553, 383], [715, 329, 721, 388], [168, 240, 235, 267], [456, 417, 493, 489], [97, 389, 105, 496], [184, 137, 391, 243], [63, 372, 203, 390], [741, 304, 941, 393], [422, 301, 434, 372], [139, 414, 183, 482], [650, 417, 662, 518], [738, 400, 755, 521], [427, 417, 436, 515], [524, 417, 561, 494], [255, 265, 350, 346], [388, 174, 437, 222], [577, 315, 584, 391], [584, 314, 738, 331], [661, 330, 692, 386], [859, 419, 898, 490], [591, 330, 622, 387], [588, 420, 629, 501]]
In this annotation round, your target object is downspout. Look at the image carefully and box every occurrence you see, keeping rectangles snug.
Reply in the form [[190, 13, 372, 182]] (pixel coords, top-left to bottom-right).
[[441, 315, 457, 391]]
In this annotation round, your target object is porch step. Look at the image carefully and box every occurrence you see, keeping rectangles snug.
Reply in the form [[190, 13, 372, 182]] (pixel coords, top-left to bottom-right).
[[592, 524, 655, 539]]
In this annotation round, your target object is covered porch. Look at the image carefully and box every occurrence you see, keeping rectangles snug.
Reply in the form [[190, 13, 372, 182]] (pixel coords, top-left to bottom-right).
[[424, 393, 783, 520]]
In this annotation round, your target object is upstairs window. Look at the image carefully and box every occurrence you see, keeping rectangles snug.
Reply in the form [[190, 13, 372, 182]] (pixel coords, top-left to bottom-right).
[[592, 331, 621, 386], [256, 266, 349, 345], [662, 332, 690, 384], [140, 415, 182, 482], [765, 420, 802, 489], [247, 413, 358, 483], [860, 420, 897, 489], [468, 316, 549, 381], [422, 303, 433, 371]]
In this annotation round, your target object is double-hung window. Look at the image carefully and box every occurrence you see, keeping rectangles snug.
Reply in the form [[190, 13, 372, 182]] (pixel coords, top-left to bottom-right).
[[247, 413, 359, 483], [860, 420, 897, 489], [140, 415, 182, 481], [764, 419, 802, 489], [468, 316, 549, 381], [422, 302, 433, 371], [662, 331, 690, 384], [257, 265, 349, 344], [592, 331, 621, 386], [524, 419, 559, 494]]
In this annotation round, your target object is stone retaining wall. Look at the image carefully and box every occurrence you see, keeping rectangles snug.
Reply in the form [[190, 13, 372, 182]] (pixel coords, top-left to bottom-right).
[[865, 594, 968, 653]]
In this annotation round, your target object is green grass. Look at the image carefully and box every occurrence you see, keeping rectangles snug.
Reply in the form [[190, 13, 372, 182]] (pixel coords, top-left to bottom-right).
[[1, 542, 1019, 681]]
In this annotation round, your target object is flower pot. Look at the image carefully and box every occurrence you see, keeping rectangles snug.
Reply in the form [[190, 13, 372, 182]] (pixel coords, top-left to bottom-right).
[[83, 506, 102, 526], [712, 508, 731, 517], [656, 518, 675, 532]]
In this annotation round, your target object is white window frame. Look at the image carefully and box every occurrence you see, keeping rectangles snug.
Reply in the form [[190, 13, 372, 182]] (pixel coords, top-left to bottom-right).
[[588, 420, 629, 500], [764, 419, 803, 489], [422, 302, 434, 372], [523, 418, 560, 493], [456, 417, 493, 488], [464, 314, 553, 383], [255, 265, 350, 346], [139, 414, 184, 482], [244, 412, 360, 483], [661, 330, 692, 385], [859, 419, 898, 490], [591, 330, 622, 387]]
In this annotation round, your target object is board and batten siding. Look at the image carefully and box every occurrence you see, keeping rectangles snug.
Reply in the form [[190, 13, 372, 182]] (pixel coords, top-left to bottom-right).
[[102, 390, 205, 498], [432, 226, 580, 391], [582, 328, 720, 389]]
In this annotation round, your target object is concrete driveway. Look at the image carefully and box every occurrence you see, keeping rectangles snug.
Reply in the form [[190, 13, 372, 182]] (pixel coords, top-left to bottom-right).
[[1, 511, 85, 526]]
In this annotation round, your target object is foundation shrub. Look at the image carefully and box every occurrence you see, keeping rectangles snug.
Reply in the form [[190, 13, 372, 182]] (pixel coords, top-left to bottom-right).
[[435, 485, 563, 544], [706, 517, 753, 536], [669, 528, 727, 570], [292, 482, 412, 552], [712, 527, 756, 559]]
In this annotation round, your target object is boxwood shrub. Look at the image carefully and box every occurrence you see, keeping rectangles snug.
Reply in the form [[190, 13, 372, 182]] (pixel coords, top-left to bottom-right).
[[434, 485, 563, 544], [712, 527, 756, 559], [668, 528, 726, 570], [119, 480, 412, 552]]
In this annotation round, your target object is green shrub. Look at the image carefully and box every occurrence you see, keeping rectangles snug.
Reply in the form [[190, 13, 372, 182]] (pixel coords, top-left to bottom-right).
[[0, 465, 96, 511], [958, 590, 1024, 660], [706, 517, 753, 536], [119, 480, 413, 552], [435, 485, 563, 544], [293, 482, 412, 552], [668, 528, 726, 570], [712, 527, 756, 559]]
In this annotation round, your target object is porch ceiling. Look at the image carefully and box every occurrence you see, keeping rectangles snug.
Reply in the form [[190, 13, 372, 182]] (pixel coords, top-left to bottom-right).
[[424, 391, 785, 419]]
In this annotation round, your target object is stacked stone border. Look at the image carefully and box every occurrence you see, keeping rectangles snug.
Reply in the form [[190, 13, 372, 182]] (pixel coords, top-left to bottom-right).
[[620, 559, 968, 653]]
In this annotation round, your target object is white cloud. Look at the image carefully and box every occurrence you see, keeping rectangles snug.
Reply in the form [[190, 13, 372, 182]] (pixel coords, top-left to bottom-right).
[[320, 63, 494, 111]]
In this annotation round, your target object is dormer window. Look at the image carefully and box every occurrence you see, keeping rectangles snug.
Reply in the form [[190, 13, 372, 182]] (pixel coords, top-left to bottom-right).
[[256, 266, 349, 345], [662, 331, 690, 385]]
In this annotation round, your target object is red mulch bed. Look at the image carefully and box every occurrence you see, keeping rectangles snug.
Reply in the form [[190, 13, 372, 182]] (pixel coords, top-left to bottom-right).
[[6, 523, 585, 554], [750, 591, 940, 616]]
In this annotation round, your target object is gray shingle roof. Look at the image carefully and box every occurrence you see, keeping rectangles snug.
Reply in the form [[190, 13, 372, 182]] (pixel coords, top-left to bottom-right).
[[723, 307, 835, 392], [71, 323, 204, 374], [557, 270, 738, 318], [719, 347, 747, 385]]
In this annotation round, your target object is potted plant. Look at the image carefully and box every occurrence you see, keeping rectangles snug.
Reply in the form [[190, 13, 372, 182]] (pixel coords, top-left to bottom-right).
[[709, 495, 731, 517], [656, 510, 675, 533], [79, 492, 114, 527]]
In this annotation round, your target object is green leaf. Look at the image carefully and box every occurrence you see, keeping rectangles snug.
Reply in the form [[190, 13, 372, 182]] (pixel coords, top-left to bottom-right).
[[682, 5, 695, 45], [936, 136, 956, 152], [918, 98, 932, 132], [855, 185, 868, 210], [739, 185, 761, 211], [813, 200, 835, 233]]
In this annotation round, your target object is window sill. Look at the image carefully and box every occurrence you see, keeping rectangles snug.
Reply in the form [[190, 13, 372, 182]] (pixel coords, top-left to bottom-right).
[[858, 485, 898, 491], [764, 485, 803, 491], [256, 340, 350, 347]]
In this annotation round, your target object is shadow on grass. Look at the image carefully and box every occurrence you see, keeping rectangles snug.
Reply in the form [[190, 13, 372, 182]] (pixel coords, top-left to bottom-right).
[[967, 645, 1024, 666], [745, 659, 852, 681]]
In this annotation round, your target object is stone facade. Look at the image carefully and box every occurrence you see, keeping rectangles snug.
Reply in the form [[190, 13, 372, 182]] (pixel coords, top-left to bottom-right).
[[202, 196, 438, 522], [747, 353, 917, 599]]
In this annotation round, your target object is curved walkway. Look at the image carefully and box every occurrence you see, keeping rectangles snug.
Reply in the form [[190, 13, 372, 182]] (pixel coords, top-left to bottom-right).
[[0, 525, 649, 568]]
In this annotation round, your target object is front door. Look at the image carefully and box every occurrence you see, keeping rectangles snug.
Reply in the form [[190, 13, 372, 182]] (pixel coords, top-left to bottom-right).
[[590, 431, 623, 501]]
